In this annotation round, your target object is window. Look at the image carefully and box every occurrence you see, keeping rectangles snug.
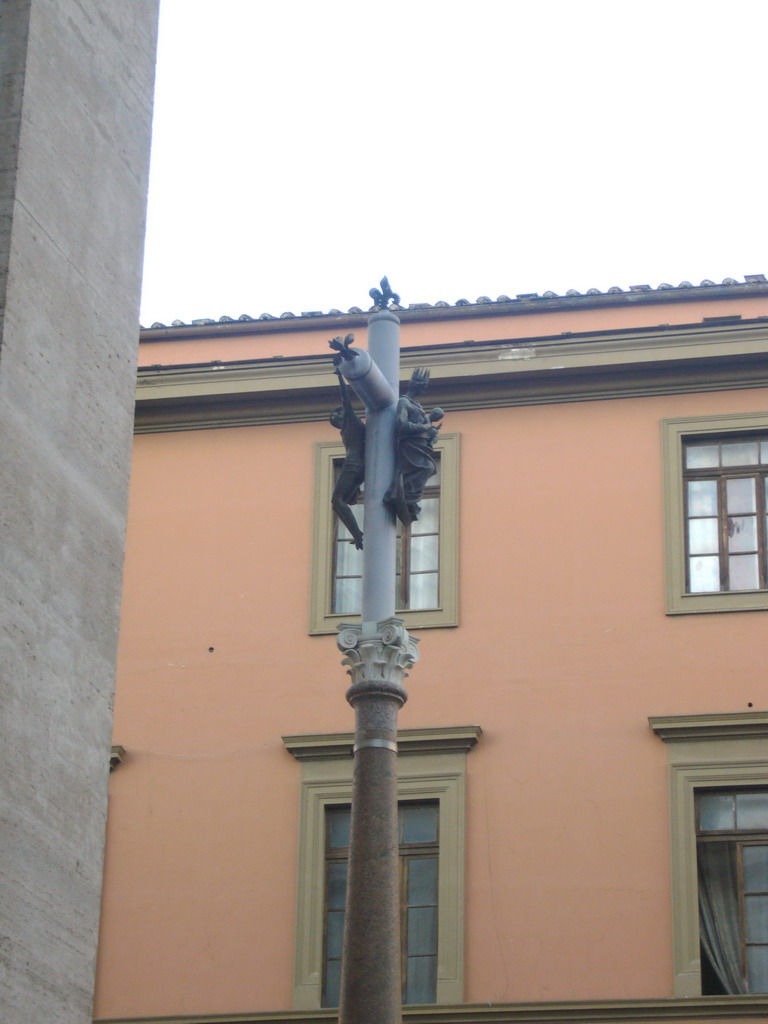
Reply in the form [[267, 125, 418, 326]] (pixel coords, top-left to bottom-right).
[[333, 461, 441, 615], [310, 433, 459, 633], [662, 414, 768, 613], [685, 438, 768, 594], [697, 789, 768, 994], [283, 725, 480, 1010], [650, 711, 768, 996], [322, 801, 440, 1007]]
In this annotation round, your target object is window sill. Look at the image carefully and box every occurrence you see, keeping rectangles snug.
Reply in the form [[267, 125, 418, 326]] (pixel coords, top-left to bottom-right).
[[94, 994, 768, 1024], [666, 588, 768, 614]]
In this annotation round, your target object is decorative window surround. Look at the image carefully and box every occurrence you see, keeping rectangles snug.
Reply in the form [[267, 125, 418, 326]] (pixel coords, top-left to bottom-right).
[[309, 433, 459, 635], [650, 710, 768, 996], [662, 413, 768, 614], [283, 726, 480, 1011], [282, 726, 481, 762]]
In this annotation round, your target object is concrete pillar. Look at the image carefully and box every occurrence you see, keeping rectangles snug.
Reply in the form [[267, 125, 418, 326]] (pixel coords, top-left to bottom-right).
[[0, 3, 158, 1021]]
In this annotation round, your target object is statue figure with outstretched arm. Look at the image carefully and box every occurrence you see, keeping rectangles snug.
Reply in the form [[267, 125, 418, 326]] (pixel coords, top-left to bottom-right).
[[329, 335, 366, 550], [384, 367, 444, 526]]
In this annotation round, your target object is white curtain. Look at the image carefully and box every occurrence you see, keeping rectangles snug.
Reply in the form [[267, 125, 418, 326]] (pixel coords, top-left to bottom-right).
[[698, 842, 748, 994]]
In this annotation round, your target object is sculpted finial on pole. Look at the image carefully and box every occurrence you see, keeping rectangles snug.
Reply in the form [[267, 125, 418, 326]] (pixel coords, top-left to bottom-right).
[[329, 332, 356, 366], [368, 276, 400, 310]]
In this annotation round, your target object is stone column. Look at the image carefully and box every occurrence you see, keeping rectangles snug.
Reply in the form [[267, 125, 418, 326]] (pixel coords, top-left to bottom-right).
[[337, 620, 419, 1024]]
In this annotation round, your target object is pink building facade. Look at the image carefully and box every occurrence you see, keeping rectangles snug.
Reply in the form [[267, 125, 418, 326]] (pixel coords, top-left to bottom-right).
[[95, 277, 768, 1024]]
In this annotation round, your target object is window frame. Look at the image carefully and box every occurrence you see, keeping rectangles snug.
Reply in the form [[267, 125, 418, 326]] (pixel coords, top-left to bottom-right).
[[662, 414, 768, 614], [695, 789, 768, 993], [283, 725, 480, 1010], [321, 799, 441, 1007], [650, 711, 768, 996], [310, 432, 459, 634], [332, 467, 441, 617]]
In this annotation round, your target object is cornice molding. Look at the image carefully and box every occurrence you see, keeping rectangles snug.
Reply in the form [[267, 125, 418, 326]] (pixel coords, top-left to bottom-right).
[[649, 710, 768, 742], [139, 280, 768, 341], [135, 320, 768, 433], [282, 725, 482, 761], [94, 995, 768, 1024]]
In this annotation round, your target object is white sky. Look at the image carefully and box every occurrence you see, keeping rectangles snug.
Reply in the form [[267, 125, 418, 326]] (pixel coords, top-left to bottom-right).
[[139, 0, 767, 326]]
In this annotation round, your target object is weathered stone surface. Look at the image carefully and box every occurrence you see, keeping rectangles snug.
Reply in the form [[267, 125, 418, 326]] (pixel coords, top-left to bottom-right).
[[336, 619, 418, 1024], [0, 3, 158, 1021]]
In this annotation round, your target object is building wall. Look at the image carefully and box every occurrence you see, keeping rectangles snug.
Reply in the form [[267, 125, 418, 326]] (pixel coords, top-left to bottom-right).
[[0, 3, 158, 1021], [94, 291, 768, 1018]]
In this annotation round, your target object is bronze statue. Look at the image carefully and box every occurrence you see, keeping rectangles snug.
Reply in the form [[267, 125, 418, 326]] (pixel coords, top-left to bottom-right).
[[384, 368, 443, 526], [329, 336, 365, 549]]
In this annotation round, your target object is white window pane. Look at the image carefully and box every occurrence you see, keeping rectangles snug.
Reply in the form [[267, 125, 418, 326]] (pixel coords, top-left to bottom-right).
[[699, 793, 735, 831], [737, 793, 768, 831], [688, 479, 718, 516], [407, 907, 437, 955], [686, 444, 719, 468], [728, 516, 757, 553], [407, 857, 438, 904], [722, 441, 759, 466], [327, 810, 351, 851], [729, 553, 759, 591], [412, 498, 439, 534], [334, 576, 362, 614], [688, 518, 719, 555], [761, 441, 768, 465], [408, 572, 438, 610], [748, 946, 768, 992], [746, 896, 768, 943], [744, 846, 768, 893], [689, 556, 720, 593], [727, 477, 756, 514], [324, 959, 342, 1007], [406, 955, 437, 1004], [401, 804, 438, 844], [325, 908, 345, 957], [336, 539, 363, 576], [411, 535, 439, 572]]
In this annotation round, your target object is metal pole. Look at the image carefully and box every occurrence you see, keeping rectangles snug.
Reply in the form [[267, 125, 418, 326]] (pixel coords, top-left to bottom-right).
[[360, 309, 399, 626], [336, 300, 418, 1024]]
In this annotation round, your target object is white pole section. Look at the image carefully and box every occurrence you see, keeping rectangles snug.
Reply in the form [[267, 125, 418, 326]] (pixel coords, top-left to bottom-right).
[[340, 309, 400, 627]]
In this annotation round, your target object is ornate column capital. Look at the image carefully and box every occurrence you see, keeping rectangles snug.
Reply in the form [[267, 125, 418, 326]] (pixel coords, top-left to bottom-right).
[[337, 617, 419, 708]]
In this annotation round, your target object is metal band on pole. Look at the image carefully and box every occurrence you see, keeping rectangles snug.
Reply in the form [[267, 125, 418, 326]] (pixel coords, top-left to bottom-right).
[[353, 738, 398, 754]]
